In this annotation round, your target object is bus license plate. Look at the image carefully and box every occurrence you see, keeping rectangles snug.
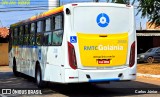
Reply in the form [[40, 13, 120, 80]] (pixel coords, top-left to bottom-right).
[[98, 59, 110, 64]]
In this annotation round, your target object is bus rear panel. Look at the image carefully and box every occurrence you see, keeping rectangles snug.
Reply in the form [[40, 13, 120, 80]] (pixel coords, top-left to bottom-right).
[[64, 3, 136, 83]]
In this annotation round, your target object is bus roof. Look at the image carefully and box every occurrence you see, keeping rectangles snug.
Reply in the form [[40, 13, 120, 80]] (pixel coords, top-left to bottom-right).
[[10, 2, 132, 28], [10, 6, 63, 27]]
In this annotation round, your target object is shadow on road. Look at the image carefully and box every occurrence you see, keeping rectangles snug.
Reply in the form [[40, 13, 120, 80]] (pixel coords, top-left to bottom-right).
[[0, 71, 159, 97], [0, 72, 37, 88], [45, 81, 160, 97]]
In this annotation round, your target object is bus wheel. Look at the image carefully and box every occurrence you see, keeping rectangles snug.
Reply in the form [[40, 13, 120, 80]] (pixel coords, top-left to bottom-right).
[[13, 59, 19, 76], [36, 67, 44, 88]]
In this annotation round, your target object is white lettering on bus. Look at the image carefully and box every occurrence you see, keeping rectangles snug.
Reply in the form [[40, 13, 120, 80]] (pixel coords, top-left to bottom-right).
[[98, 45, 123, 50], [84, 45, 123, 51]]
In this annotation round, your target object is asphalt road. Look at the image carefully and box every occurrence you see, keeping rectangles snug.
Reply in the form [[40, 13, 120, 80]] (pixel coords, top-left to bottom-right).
[[0, 66, 159, 97]]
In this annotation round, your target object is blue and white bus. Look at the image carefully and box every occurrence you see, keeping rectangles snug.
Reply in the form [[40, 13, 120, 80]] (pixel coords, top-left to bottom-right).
[[9, 3, 137, 88]]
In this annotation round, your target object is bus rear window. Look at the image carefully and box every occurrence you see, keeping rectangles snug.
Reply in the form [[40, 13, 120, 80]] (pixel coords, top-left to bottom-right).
[[73, 6, 131, 34]]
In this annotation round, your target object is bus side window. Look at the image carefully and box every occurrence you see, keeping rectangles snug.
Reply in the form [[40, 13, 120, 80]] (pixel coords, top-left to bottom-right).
[[43, 17, 52, 46], [44, 32, 52, 46], [31, 23, 36, 33], [45, 18, 51, 32], [37, 21, 43, 33], [36, 34, 43, 46], [36, 21, 43, 46], [29, 23, 36, 45], [14, 27, 18, 37], [42, 20, 46, 32], [24, 25, 29, 45], [52, 30, 63, 46], [52, 14, 63, 46], [55, 15, 63, 30], [13, 27, 19, 45], [25, 24, 29, 34], [52, 16, 55, 30], [19, 26, 24, 45]]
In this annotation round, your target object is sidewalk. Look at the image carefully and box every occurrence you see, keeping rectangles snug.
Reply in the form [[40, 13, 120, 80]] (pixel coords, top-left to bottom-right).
[[136, 76, 160, 86], [0, 66, 12, 72], [137, 73, 160, 78]]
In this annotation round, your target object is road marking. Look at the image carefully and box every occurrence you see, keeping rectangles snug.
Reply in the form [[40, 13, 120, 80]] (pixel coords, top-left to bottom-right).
[[137, 73, 160, 78]]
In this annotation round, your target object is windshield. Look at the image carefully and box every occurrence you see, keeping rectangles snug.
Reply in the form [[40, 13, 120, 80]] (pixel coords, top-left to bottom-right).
[[146, 48, 154, 53], [73, 6, 131, 34]]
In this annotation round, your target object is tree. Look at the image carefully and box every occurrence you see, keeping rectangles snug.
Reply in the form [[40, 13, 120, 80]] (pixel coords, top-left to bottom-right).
[[95, 0, 160, 27], [0, 27, 9, 38], [137, 0, 160, 27], [113, 0, 129, 4]]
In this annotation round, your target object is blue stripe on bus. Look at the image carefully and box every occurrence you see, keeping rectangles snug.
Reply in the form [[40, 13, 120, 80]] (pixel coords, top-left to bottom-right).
[[18, 46, 38, 48], [89, 78, 120, 82]]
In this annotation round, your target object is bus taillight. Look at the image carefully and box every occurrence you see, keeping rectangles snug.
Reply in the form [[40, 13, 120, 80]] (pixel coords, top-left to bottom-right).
[[68, 42, 77, 69], [129, 41, 135, 67], [72, 4, 78, 6]]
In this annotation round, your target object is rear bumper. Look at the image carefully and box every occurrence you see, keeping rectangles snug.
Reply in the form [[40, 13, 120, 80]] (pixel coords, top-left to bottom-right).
[[64, 66, 136, 83], [78, 67, 136, 82]]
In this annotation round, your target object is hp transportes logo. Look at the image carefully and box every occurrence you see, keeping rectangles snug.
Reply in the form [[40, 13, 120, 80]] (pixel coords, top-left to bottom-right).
[[96, 13, 110, 28]]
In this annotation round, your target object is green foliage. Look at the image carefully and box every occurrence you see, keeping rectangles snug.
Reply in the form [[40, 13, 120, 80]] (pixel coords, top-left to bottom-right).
[[96, 0, 159, 26], [114, 0, 128, 4], [137, 0, 160, 27]]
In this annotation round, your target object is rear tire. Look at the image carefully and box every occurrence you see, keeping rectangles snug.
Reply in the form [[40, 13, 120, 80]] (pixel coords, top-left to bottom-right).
[[35, 66, 45, 88], [147, 57, 154, 64]]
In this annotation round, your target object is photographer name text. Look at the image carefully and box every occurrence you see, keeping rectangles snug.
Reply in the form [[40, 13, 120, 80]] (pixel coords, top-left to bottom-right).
[[0, 0, 30, 5], [135, 89, 158, 94]]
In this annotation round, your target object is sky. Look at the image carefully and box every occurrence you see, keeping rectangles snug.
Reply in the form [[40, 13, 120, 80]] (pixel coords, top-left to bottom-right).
[[0, 0, 147, 30], [0, 0, 48, 27]]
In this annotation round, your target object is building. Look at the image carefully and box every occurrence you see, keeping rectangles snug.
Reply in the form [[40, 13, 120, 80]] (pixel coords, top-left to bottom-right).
[[146, 22, 160, 30], [0, 27, 9, 66], [136, 22, 160, 54]]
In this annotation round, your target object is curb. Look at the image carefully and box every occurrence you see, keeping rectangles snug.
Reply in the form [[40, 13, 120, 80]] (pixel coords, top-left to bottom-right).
[[137, 73, 160, 78]]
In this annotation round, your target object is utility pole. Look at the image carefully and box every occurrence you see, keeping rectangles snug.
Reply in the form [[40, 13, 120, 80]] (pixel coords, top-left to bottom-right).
[[140, 22, 142, 30], [0, 20, 3, 27], [48, 0, 59, 10]]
